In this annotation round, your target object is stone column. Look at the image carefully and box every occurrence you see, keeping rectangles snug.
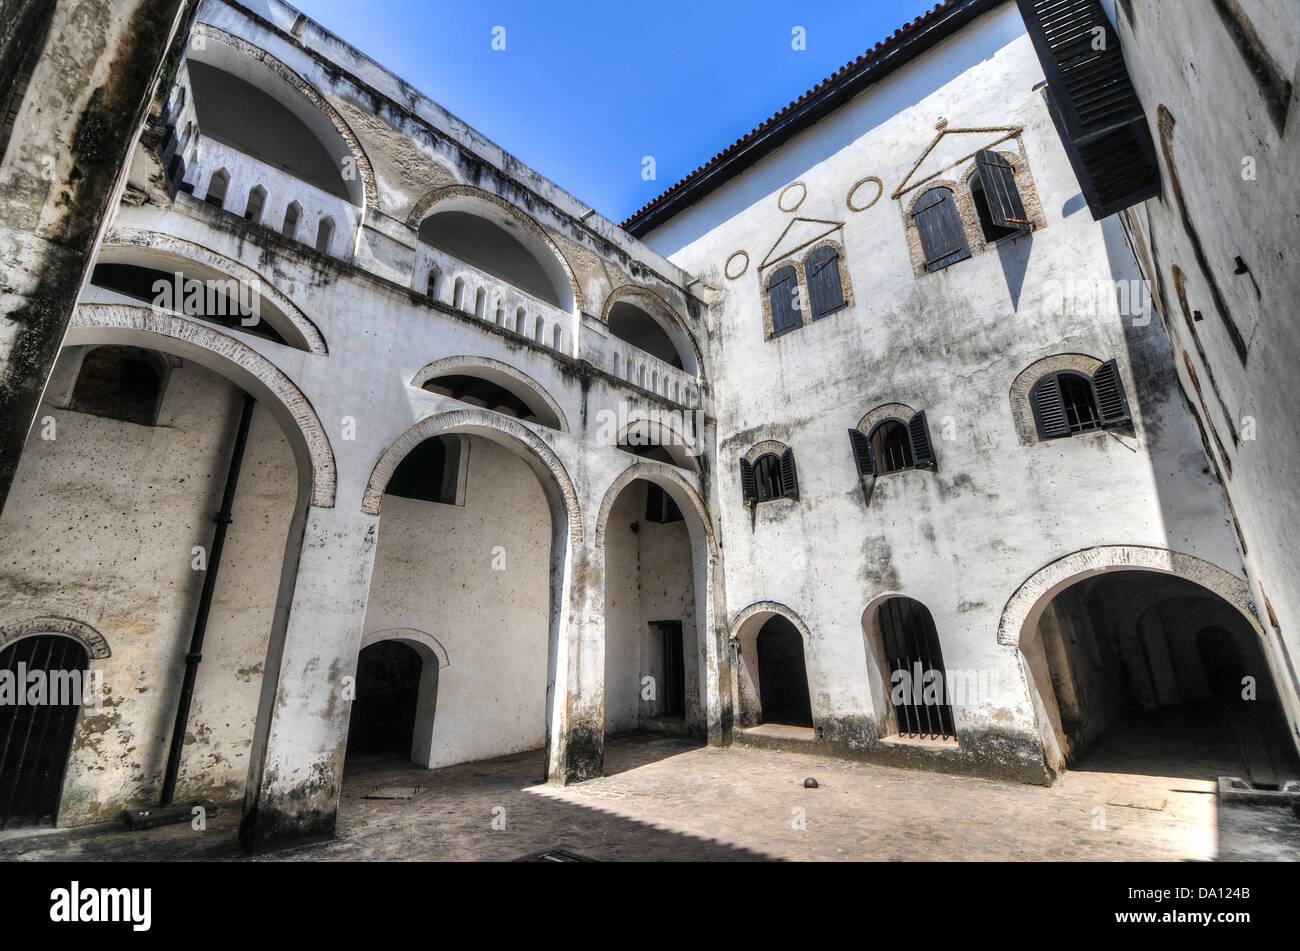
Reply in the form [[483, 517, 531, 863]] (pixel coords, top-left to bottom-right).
[[546, 534, 605, 783], [239, 503, 378, 851]]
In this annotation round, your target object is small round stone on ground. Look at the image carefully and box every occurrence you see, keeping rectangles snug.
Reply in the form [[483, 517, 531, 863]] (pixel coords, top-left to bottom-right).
[[804, 777, 819, 788]]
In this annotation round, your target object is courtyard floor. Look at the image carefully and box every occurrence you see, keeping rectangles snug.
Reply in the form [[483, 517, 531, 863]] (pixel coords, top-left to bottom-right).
[[1, 723, 1297, 861]]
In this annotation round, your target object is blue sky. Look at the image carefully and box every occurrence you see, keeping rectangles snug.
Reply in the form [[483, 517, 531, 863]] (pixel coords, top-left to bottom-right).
[[290, 0, 940, 222]]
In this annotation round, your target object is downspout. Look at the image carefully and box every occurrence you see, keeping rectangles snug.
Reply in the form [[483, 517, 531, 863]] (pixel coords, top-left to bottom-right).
[[160, 392, 256, 806]]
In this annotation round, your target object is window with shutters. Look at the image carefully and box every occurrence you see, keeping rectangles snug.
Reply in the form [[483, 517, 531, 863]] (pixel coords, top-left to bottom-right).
[[969, 150, 1030, 243], [1029, 360, 1131, 440], [803, 244, 846, 319], [849, 410, 937, 477], [740, 446, 799, 504], [911, 187, 970, 272], [766, 265, 802, 336]]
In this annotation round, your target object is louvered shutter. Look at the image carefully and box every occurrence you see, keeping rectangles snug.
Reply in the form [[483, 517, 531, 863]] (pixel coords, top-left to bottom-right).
[[848, 429, 874, 477], [779, 448, 799, 500], [907, 411, 937, 469], [1016, 0, 1160, 219], [1091, 359, 1131, 425], [739, 457, 757, 503], [804, 246, 844, 319], [913, 188, 971, 272], [1031, 375, 1071, 440], [974, 150, 1030, 231], [767, 266, 801, 334]]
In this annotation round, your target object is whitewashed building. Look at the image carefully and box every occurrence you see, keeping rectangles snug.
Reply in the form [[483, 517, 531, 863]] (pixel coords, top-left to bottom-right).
[[0, 0, 1295, 848]]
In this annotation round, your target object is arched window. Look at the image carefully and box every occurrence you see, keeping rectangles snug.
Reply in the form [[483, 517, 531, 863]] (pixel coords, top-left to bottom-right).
[[204, 168, 229, 209], [514, 307, 526, 333], [315, 217, 335, 254], [69, 346, 165, 426], [282, 202, 300, 240], [534, 317, 545, 344], [875, 597, 955, 740], [473, 287, 486, 319], [849, 412, 936, 476], [426, 266, 440, 298], [970, 150, 1029, 243], [912, 187, 970, 272], [766, 265, 801, 335], [244, 185, 266, 224], [740, 449, 798, 503], [803, 245, 845, 319], [1030, 361, 1131, 440], [453, 277, 466, 311], [552, 325, 562, 350]]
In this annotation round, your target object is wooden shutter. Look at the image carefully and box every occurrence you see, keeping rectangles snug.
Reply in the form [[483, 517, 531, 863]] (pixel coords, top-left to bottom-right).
[[907, 411, 937, 469], [974, 150, 1030, 231], [848, 429, 874, 477], [739, 457, 757, 503], [779, 448, 799, 500], [1091, 359, 1131, 425], [767, 266, 801, 334], [1016, 0, 1160, 219], [804, 246, 844, 318], [913, 188, 971, 272], [1031, 374, 1071, 440]]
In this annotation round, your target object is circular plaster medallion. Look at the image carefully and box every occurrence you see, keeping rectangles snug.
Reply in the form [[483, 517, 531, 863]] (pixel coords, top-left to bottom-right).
[[847, 176, 883, 212], [724, 250, 750, 280], [777, 182, 807, 213]]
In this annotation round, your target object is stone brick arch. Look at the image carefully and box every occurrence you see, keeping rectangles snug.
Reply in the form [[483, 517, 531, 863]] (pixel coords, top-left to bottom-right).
[[405, 184, 582, 314], [612, 416, 699, 471], [410, 355, 569, 432], [742, 439, 791, 466], [362, 408, 582, 545], [189, 23, 377, 209], [1008, 353, 1104, 445], [0, 617, 111, 660], [68, 304, 337, 508], [600, 285, 706, 379], [855, 402, 918, 435], [594, 461, 714, 556], [730, 601, 813, 644], [100, 228, 327, 354], [728, 601, 815, 730], [996, 545, 1260, 650]]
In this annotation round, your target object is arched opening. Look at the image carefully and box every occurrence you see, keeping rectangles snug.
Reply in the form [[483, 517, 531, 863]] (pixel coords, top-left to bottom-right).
[[204, 168, 230, 209], [281, 202, 300, 241], [422, 372, 562, 430], [870, 419, 914, 474], [607, 301, 686, 370], [419, 211, 564, 308], [244, 185, 266, 223], [602, 477, 706, 746], [382, 435, 460, 505], [68, 345, 166, 426], [1019, 571, 1298, 784], [359, 426, 559, 773], [0, 635, 89, 829], [344, 641, 426, 763], [867, 597, 956, 741], [315, 217, 335, 255], [0, 330, 316, 826], [755, 616, 813, 728], [186, 59, 357, 202]]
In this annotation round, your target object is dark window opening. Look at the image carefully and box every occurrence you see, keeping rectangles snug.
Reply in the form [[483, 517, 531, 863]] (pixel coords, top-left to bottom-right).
[[756, 616, 813, 728], [346, 641, 424, 761], [282, 203, 300, 240], [740, 448, 798, 503], [89, 263, 287, 346], [608, 301, 685, 369], [804, 245, 845, 319], [1060, 372, 1101, 433], [644, 482, 684, 524], [0, 635, 89, 829], [418, 211, 561, 307], [618, 440, 676, 465], [69, 346, 165, 426], [871, 420, 914, 474], [858, 413, 937, 476], [754, 454, 782, 502], [878, 597, 955, 741], [971, 175, 1020, 243], [767, 265, 802, 335], [204, 168, 229, 209], [244, 185, 266, 223], [971, 149, 1030, 243], [384, 436, 457, 504], [423, 374, 538, 423], [1031, 362, 1131, 441]]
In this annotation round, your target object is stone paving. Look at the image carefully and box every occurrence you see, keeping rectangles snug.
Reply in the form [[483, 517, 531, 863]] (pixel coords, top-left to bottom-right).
[[2, 725, 1297, 861]]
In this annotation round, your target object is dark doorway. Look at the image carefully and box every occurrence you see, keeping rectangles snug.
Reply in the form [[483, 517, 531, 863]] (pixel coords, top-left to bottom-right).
[[654, 621, 685, 720], [346, 641, 423, 762], [756, 616, 812, 727], [0, 635, 89, 829], [877, 596, 956, 740]]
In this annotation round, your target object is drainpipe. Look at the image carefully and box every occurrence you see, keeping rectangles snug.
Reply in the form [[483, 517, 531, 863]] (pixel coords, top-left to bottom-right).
[[160, 393, 256, 807]]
